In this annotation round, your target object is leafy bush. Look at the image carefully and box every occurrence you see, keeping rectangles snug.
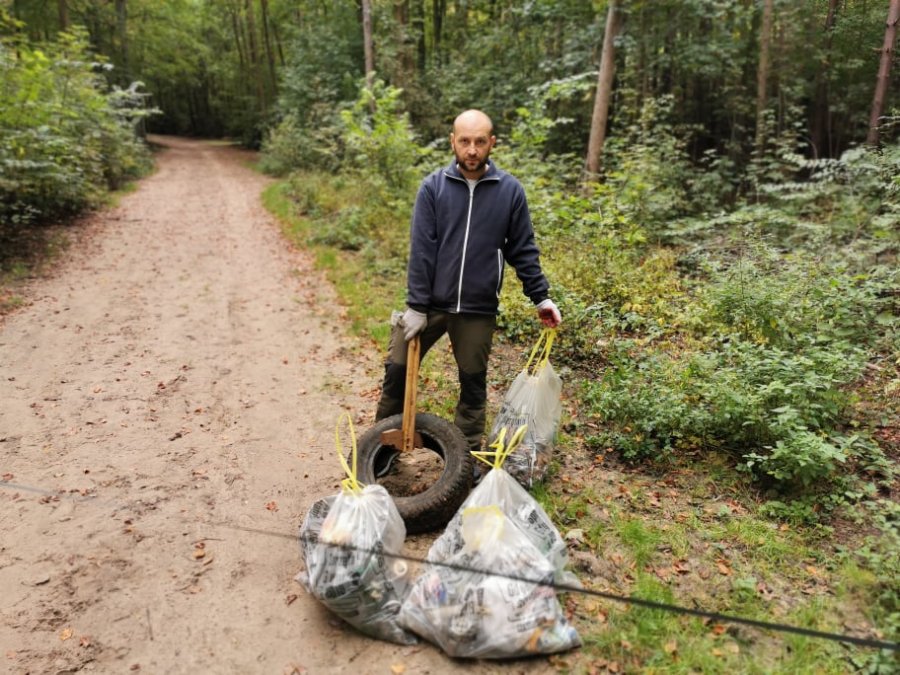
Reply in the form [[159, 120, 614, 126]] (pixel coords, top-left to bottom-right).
[[259, 107, 344, 176], [0, 26, 152, 227], [338, 78, 423, 196], [583, 331, 870, 485], [696, 245, 897, 350]]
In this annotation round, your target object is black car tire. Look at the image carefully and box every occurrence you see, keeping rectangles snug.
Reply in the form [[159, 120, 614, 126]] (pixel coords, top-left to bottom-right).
[[356, 413, 473, 534]]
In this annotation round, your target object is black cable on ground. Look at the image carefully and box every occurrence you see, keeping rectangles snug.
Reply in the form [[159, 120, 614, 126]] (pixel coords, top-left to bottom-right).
[[3, 481, 897, 653]]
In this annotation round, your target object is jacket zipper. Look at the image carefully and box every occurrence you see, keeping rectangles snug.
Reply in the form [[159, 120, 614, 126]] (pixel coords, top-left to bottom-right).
[[456, 181, 476, 312], [495, 249, 503, 297]]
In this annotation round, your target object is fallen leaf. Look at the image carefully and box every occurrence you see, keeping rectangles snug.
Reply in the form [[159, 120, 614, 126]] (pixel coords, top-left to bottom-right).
[[673, 560, 690, 574], [266, 501, 278, 512], [1, 473, 13, 481], [710, 624, 727, 636], [725, 642, 740, 654], [608, 661, 620, 673], [285, 594, 298, 606], [390, 665, 406, 674], [663, 640, 678, 654], [60, 627, 74, 641], [192, 549, 206, 560], [716, 561, 732, 576]]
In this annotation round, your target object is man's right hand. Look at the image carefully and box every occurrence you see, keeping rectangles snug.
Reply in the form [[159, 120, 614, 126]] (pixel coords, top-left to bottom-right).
[[401, 308, 427, 341], [537, 299, 562, 328]]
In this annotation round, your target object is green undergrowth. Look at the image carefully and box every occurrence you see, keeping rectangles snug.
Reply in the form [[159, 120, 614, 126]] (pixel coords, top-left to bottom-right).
[[259, 88, 898, 670], [262, 164, 898, 671]]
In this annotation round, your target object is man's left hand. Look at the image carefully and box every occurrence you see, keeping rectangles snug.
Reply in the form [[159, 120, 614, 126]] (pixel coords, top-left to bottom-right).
[[537, 299, 561, 328]]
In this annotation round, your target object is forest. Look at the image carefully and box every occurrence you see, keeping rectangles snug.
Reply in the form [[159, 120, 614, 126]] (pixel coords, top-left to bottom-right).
[[1, 0, 898, 671]]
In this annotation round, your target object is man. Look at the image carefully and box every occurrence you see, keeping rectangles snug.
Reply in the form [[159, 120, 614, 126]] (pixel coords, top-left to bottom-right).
[[375, 109, 561, 453]]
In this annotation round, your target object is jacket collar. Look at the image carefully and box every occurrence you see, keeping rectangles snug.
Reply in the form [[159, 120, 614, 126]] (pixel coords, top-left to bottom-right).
[[444, 160, 501, 183]]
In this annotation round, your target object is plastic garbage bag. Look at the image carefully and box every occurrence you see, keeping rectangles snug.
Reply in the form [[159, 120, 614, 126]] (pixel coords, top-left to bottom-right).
[[297, 414, 416, 645], [488, 329, 562, 487], [428, 426, 576, 586], [399, 505, 581, 659]]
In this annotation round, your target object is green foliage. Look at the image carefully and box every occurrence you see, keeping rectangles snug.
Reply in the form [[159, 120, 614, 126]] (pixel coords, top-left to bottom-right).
[[744, 431, 848, 488], [0, 26, 153, 227], [601, 97, 701, 235], [583, 328, 878, 487], [259, 109, 343, 176], [338, 79, 423, 195]]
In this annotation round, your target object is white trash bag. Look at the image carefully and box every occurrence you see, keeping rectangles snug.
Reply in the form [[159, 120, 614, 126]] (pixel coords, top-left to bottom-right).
[[488, 329, 562, 488], [297, 415, 416, 645], [399, 504, 581, 659], [428, 425, 577, 587]]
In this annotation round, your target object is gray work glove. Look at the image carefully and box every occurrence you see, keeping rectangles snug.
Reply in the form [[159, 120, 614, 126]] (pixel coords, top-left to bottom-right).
[[536, 299, 562, 328], [401, 308, 427, 341]]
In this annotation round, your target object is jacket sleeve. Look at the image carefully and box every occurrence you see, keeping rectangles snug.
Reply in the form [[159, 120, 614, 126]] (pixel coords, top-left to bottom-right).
[[503, 184, 550, 305], [406, 179, 438, 311]]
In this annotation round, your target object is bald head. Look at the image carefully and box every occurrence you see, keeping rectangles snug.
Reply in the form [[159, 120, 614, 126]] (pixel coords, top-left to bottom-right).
[[453, 109, 494, 137], [450, 110, 496, 179]]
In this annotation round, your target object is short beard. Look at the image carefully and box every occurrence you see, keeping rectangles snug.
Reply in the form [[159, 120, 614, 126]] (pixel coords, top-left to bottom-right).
[[455, 154, 488, 174]]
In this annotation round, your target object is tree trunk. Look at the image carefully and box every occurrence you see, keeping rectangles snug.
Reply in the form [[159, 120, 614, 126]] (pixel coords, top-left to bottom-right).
[[755, 0, 775, 153], [412, 0, 426, 73], [230, 3, 246, 70], [867, 0, 900, 146], [115, 0, 128, 83], [244, 0, 266, 110], [433, 0, 446, 64], [362, 0, 375, 86], [58, 0, 69, 31], [811, 0, 840, 158], [584, 0, 622, 179], [259, 0, 278, 96], [394, 0, 413, 87], [270, 19, 285, 67]]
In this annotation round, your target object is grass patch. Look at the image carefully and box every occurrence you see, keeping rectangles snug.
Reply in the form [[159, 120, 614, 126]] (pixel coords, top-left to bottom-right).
[[260, 167, 898, 673], [263, 180, 404, 346]]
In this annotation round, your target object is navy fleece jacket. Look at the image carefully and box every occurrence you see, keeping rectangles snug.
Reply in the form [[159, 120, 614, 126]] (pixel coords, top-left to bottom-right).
[[406, 161, 550, 315]]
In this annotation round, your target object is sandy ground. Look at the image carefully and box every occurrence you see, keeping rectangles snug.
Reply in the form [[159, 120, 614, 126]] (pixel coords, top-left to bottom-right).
[[0, 137, 561, 674]]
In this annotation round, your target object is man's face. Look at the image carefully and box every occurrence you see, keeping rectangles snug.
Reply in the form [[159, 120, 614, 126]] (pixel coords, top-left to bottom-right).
[[450, 118, 495, 178]]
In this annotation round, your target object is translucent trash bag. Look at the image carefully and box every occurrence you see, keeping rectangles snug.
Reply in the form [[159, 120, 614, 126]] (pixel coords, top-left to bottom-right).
[[399, 505, 581, 659], [488, 329, 562, 487], [297, 414, 416, 645]]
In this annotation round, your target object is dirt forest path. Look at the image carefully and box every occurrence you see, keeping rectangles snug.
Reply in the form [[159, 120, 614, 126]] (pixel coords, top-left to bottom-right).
[[0, 137, 557, 675]]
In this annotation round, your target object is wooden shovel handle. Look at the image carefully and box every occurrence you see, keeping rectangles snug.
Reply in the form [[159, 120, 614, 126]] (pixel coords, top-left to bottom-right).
[[402, 335, 420, 453]]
